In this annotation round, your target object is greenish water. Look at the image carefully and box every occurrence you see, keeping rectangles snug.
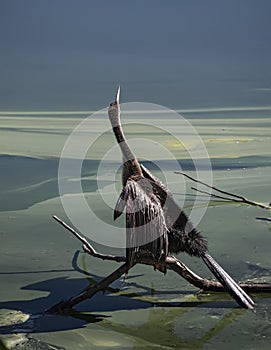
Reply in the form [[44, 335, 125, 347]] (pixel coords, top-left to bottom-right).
[[0, 112, 271, 349]]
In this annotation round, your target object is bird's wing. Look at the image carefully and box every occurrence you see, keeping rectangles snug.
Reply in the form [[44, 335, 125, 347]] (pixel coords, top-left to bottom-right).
[[140, 164, 189, 229], [114, 186, 127, 220], [141, 163, 202, 237], [114, 178, 168, 268], [141, 163, 254, 309], [140, 164, 173, 200]]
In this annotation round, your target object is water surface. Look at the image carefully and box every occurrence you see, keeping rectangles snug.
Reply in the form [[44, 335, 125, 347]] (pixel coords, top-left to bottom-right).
[[0, 111, 271, 349]]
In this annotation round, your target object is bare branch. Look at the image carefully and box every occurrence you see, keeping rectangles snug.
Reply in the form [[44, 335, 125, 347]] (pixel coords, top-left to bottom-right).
[[53, 215, 126, 262], [48, 215, 271, 313], [46, 262, 132, 314], [190, 187, 244, 203], [175, 172, 271, 210]]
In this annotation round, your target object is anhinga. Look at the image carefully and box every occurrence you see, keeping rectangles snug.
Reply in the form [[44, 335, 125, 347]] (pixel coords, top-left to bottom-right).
[[108, 87, 254, 309]]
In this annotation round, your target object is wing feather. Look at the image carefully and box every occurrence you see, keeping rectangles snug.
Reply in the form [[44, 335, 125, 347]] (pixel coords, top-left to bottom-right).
[[115, 178, 168, 269]]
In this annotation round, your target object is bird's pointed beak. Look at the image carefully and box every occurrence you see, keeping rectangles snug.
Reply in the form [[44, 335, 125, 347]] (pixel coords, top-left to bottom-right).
[[116, 86, 120, 104]]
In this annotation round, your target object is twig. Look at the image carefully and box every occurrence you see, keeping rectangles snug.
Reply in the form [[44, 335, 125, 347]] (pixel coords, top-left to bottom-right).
[[48, 216, 271, 313], [190, 187, 245, 203], [175, 172, 271, 210], [52, 215, 126, 262]]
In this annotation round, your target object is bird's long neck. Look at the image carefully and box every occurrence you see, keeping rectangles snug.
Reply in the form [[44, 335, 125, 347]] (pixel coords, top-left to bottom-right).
[[108, 105, 143, 185]]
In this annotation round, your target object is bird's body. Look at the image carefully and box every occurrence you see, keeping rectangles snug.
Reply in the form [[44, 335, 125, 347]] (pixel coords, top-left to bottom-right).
[[116, 175, 168, 269], [108, 93, 168, 269], [108, 87, 254, 309]]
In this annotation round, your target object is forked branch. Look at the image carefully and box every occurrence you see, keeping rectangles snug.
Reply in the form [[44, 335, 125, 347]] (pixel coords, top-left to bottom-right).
[[47, 216, 271, 313], [175, 172, 271, 210]]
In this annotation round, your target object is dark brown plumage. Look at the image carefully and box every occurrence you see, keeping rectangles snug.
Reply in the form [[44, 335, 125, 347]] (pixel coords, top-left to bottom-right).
[[108, 87, 254, 309], [108, 88, 168, 271]]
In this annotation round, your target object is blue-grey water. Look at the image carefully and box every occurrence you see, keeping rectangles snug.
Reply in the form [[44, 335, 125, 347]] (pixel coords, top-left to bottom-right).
[[1, 0, 271, 111], [0, 1, 271, 349]]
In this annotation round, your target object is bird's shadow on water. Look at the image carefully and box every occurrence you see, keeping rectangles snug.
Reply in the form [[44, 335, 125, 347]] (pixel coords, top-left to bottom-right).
[[0, 250, 253, 335]]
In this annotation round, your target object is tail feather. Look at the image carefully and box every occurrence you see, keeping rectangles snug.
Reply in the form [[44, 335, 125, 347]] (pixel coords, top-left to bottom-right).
[[201, 252, 254, 309]]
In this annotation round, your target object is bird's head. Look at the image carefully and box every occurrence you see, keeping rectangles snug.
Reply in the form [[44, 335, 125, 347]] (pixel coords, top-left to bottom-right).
[[108, 86, 121, 127]]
